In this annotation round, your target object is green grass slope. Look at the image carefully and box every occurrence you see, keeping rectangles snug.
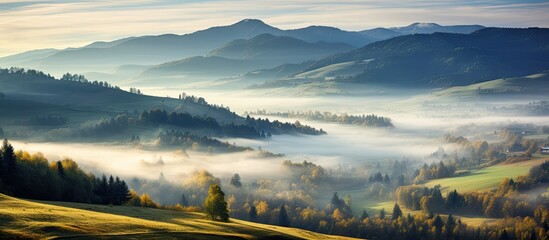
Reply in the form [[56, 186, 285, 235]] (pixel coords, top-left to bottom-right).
[[423, 158, 547, 193], [0, 194, 356, 240], [430, 72, 549, 100]]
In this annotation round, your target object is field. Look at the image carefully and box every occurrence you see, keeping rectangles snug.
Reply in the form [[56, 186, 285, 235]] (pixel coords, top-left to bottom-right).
[[0, 194, 356, 240], [423, 158, 546, 193], [337, 157, 546, 227]]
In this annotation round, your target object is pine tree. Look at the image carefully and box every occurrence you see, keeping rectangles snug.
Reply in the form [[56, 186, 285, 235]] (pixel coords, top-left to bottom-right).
[[180, 193, 188, 206], [446, 214, 455, 239], [56, 161, 64, 177], [117, 179, 131, 205], [1, 139, 17, 185], [433, 215, 444, 234], [392, 203, 403, 220], [98, 175, 109, 204], [203, 184, 229, 221], [360, 210, 369, 220], [107, 175, 115, 204], [379, 208, 386, 219], [500, 229, 509, 240], [248, 205, 257, 221], [278, 203, 290, 227]]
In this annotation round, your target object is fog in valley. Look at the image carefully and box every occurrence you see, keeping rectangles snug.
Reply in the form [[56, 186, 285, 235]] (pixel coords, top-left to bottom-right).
[[1, 13, 548, 239], [9, 88, 548, 206]]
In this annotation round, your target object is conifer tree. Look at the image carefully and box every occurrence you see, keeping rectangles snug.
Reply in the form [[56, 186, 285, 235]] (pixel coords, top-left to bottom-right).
[[248, 205, 257, 221], [180, 193, 188, 206], [1, 139, 17, 185], [392, 203, 403, 219], [278, 203, 290, 227], [379, 208, 386, 219], [204, 184, 229, 221], [360, 210, 369, 220]]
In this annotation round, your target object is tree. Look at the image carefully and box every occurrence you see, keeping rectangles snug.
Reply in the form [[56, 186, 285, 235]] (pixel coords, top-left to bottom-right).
[[96, 175, 109, 204], [392, 203, 403, 220], [229, 173, 242, 187], [203, 184, 229, 221], [360, 210, 369, 220], [383, 174, 390, 184], [500, 229, 509, 240], [446, 214, 455, 239], [278, 203, 290, 227], [140, 193, 158, 208], [344, 194, 352, 207], [111, 177, 130, 205], [1, 139, 17, 185], [248, 205, 257, 221], [331, 192, 345, 210], [433, 215, 444, 233], [379, 208, 386, 219], [179, 193, 188, 206], [56, 161, 64, 177], [398, 175, 406, 186]]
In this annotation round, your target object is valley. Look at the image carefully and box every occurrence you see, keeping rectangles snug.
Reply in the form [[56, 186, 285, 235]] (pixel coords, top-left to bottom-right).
[[0, 6, 547, 239]]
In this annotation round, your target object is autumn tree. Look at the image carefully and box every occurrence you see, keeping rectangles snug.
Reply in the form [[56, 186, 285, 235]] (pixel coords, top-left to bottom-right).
[[204, 184, 229, 222]]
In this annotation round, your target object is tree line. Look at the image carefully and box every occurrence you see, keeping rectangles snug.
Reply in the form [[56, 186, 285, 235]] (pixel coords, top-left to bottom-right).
[[156, 130, 253, 153], [0, 139, 130, 205], [245, 115, 326, 135], [60, 72, 120, 90], [246, 109, 394, 128], [413, 161, 456, 183], [396, 162, 548, 219]]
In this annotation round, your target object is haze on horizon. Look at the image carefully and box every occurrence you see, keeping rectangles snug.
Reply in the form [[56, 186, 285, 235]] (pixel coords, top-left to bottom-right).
[[1, 0, 548, 57]]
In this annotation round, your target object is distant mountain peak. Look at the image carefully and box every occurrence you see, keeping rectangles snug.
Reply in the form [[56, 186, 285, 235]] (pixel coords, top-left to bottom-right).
[[233, 19, 268, 26], [409, 22, 442, 28]]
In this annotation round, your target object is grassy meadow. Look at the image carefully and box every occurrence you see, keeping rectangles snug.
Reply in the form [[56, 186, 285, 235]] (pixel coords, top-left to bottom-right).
[[0, 194, 356, 240], [423, 158, 547, 193]]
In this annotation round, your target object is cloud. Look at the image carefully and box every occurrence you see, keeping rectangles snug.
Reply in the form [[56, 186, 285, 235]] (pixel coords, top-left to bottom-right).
[[0, 0, 548, 56]]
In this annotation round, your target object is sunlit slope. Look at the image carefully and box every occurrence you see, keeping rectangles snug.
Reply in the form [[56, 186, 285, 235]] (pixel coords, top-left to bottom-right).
[[0, 194, 355, 240], [423, 158, 547, 193], [430, 72, 549, 99]]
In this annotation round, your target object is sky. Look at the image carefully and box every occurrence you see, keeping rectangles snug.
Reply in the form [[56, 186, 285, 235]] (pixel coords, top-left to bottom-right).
[[0, 0, 548, 57]]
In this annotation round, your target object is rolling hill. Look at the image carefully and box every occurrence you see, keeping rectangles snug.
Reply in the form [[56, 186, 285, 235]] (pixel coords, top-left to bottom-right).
[[137, 56, 272, 80], [208, 34, 355, 61], [426, 72, 549, 100], [135, 34, 356, 82], [0, 69, 240, 124], [259, 27, 549, 88], [360, 22, 484, 41], [0, 194, 355, 239]]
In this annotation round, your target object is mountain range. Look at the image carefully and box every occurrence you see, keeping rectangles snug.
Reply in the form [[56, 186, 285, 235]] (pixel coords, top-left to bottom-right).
[[135, 34, 356, 81], [360, 23, 484, 41], [253, 27, 549, 88], [0, 19, 485, 78]]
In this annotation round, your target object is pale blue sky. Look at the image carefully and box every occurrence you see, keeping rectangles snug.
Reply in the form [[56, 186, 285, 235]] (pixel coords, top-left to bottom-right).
[[1, 0, 548, 56]]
